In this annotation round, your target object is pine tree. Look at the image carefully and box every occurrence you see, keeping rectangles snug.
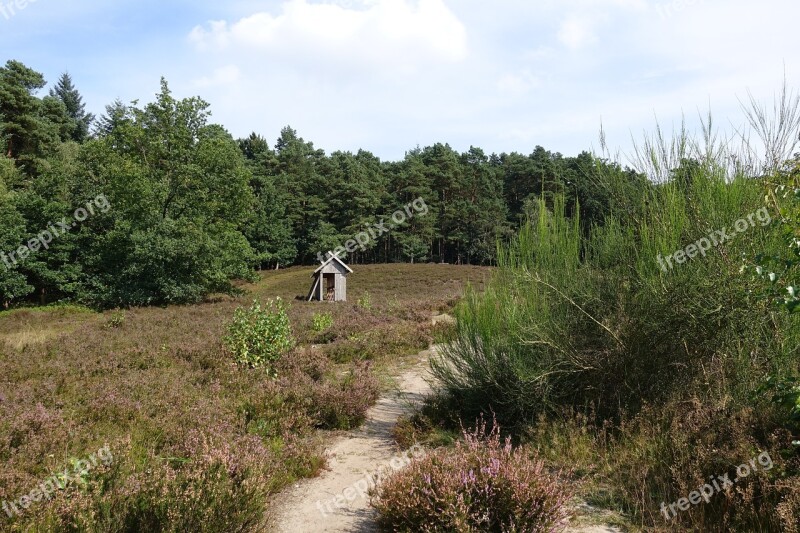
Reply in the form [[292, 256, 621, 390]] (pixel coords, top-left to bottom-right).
[[0, 160, 32, 307], [94, 99, 128, 136], [0, 60, 46, 159], [49, 72, 94, 142], [0, 60, 68, 174], [275, 126, 327, 262], [387, 151, 437, 263], [238, 133, 297, 269]]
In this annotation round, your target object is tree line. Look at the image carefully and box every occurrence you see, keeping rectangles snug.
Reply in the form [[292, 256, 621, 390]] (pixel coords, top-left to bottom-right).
[[0, 59, 645, 308]]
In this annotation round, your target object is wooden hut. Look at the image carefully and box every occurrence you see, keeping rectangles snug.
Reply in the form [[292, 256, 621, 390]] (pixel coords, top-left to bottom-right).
[[307, 252, 353, 302]]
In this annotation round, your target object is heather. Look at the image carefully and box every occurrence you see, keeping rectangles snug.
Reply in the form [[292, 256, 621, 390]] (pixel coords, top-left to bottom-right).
[[0, 264, 488, 531], [372, 418, 574, 532]]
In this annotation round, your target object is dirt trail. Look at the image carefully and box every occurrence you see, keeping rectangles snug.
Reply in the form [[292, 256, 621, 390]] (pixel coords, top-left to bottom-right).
[[269, 341, 621, 533], [269, 348, 434, 532]]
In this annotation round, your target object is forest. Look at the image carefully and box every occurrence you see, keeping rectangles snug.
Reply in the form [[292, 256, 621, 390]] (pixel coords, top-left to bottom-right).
[[0, 59, 643, 309]]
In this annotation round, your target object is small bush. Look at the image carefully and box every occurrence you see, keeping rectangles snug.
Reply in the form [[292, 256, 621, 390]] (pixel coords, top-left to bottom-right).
[[104, 309, 126, 329], [224, 298, 294, 373], [312, 312, 334, 332], [372, 419, 573, 532], [313, 329, 337, 345], [310, 362, 380, 430], [357, 291, 372, 309], [311, 312, 336, 344], [326, 337, 372, 363], [430, 320, 457, 344], [265, 354, 380, 431]]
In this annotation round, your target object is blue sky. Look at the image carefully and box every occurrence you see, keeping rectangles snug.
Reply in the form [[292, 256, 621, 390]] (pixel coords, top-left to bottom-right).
[[1, 0, 798, 162]]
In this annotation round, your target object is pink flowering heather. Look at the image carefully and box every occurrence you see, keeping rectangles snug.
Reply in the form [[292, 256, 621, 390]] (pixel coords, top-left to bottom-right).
[[371, 418, 574, 532]]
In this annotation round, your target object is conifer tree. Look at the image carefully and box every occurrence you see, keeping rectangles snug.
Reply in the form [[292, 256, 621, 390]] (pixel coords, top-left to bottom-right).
[[94, 98, 128, 136], [49, 72, 94, 142]]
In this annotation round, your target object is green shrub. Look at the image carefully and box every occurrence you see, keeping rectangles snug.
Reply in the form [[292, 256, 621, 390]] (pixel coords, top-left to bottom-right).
[[747, 163, 800, 314], [311, 312, 334, 332], [428, 106, 800, 529], [104, 309, 126, 329], [357, 291, 372, 309], [224, 298, 294, 373], [372, 419, 574, 532], [432, 170, 796, 426]]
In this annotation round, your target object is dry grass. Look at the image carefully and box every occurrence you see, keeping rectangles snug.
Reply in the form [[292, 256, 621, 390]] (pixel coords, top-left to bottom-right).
[[0, 305, 97, 349]]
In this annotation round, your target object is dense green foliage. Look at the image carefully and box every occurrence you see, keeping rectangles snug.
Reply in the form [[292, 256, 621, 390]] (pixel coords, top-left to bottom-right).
[[748, 166, 800, 445], [0, 58, 630, 309], [311, 311, 333, 333], [224, 298, 294, 373], [749, 170, 800, 313], [435, 163, 795, 415], [430, 126, 800, 529]]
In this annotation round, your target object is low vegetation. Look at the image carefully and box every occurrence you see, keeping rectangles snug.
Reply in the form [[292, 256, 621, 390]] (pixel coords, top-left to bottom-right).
[[0, 264, 488, 532], [311, 311, 334, 333], [373, 418, 574, 532]]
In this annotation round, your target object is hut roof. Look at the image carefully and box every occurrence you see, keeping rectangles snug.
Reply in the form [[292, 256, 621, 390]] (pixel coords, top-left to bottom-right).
[[314, 252, 354, 275]]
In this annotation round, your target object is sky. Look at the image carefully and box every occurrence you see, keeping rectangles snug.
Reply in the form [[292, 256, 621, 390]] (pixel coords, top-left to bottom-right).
[[1, 0, 798, 163]]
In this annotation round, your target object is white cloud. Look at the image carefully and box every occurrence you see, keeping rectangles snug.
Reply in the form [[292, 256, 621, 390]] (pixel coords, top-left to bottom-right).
[[4, 0, 800, 164], [172, 0, 800, 160], [189, 0, 468, 74]]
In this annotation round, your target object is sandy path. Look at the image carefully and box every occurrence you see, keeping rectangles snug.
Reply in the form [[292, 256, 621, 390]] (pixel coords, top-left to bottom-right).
[[269, 342, 622, 533], [269, 349, 434, 532]]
